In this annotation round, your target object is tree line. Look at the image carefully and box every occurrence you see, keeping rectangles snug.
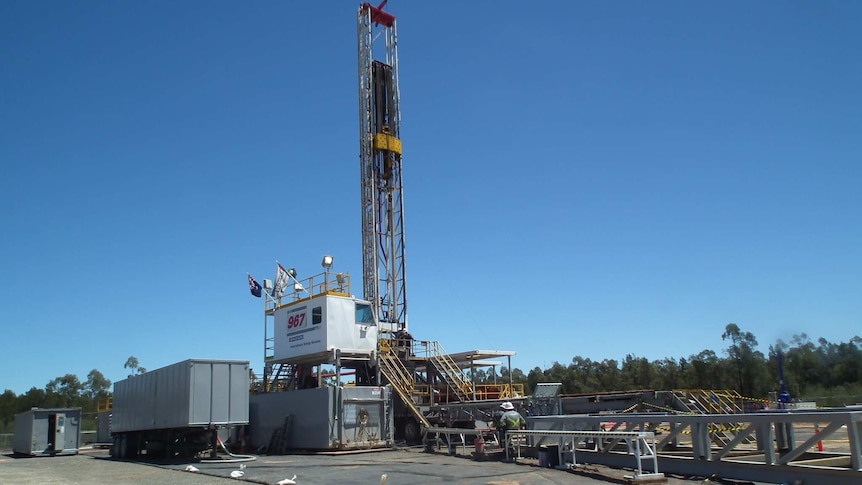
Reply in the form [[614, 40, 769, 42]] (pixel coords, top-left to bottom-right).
[[0, 357, 144, 433], [3, 328, 861, 433], [476, 324, 862, 407]]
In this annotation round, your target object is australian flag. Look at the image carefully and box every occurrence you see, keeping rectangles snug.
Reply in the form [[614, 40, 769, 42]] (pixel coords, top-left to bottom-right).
[[248, 274, 262, 298]]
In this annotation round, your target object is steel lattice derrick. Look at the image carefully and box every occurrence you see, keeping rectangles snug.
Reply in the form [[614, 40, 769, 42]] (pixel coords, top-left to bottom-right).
[[358, 2, 407, 334]]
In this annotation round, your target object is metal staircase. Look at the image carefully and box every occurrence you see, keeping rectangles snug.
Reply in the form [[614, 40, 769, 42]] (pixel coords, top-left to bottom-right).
[[427, 341, 474, 402], [377, 347, 430, 428], [270, 363, 297, 392], [267, 415, 293, 454], [672, 389, 753, 447], [673, 389, 745, 414]]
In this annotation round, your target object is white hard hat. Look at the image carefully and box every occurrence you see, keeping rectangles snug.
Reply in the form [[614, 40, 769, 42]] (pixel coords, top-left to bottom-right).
[[500, 402, 514, 411]]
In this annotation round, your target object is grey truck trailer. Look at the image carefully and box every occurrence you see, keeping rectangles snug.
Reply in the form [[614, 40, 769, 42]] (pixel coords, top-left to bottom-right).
[[109, 359, 249, 458]]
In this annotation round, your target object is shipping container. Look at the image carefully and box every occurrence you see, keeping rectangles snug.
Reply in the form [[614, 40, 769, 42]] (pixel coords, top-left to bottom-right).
[[112, 359, 249, 432], [110, 359, 249, 458], [13, 408, 81, 456]]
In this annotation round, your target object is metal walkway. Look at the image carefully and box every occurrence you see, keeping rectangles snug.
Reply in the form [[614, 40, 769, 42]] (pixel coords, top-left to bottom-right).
[[528, 408, 862, 485]]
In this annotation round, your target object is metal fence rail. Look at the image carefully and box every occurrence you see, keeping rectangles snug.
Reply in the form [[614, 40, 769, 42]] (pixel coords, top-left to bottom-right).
[[0, 433, 12, 452], [424, 427, 497, 455], [507, 429, 664, 480], [528, 408, 862, 485]]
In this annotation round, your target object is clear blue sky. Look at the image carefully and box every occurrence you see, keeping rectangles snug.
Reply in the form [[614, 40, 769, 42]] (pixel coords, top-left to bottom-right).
[[1, 1, 860, 395]]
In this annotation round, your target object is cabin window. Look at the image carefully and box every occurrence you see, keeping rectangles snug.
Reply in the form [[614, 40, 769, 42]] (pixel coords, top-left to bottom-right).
[[355, 303, 375, 324], [312, 306, 322, 325]]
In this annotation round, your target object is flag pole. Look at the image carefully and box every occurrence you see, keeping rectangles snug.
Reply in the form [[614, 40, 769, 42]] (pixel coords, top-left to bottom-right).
[[248, 271, 277, 391], [248, 272, 277, 304], [263, 283, 270, 392], [275, 260, 310, 298]]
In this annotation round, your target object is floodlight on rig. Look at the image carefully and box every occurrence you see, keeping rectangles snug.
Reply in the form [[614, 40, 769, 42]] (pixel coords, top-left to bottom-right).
[[321, 255, 334, 269]]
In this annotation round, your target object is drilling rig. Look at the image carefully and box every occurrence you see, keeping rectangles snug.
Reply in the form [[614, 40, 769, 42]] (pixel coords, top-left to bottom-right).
[[356, 1, 524, 442], [251, 3, 523, 450]]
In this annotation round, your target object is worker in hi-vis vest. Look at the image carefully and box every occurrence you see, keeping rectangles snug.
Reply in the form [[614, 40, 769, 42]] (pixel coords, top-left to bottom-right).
[[496, 401, 525, 451]]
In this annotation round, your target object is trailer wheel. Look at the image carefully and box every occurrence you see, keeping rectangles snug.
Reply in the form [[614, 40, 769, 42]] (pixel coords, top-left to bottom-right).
[[403, 418, 421, 445]]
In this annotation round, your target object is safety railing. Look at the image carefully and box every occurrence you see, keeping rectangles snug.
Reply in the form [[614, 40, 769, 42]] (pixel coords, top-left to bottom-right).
[[426, 341, 473, 402], [377, 348, 430, 428], [269, 363, 297, 392], [671, 389, 752, 447], [529, 409, 862, 485], [507, 429, 664, 480], [382, 337, 476, 403], [475, 383, 525, 401], [673, 389, 746, 414], [425, 426, 498, 455], [265, 271, 351, 313]]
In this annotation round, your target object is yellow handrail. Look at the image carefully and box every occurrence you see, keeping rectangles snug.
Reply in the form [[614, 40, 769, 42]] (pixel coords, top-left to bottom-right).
[[96, 398, 113, 412], [428, 341, 473, 401], [378, 350, 429, 427]]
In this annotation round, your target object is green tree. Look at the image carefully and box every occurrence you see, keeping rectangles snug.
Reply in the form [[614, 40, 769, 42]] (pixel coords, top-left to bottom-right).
[[784, 333, 821, 395], [124, 356, 147, 376], [84, 369, 111, 400], [655, 358, 681, 390], [18, 387, 47, 412], [526, 366, 543, 394], [498, 366, 527, 387], [570, 356, 599, 392], [0, 389, 17, 432], [721, 323, 766, 396], [685, 349, 722, 389], [471, 369, 487, 384], [510, 368, 527, 388], [722, 323, 745, 391], [46, 374, 85, 407], [543, 362, 575, 393], [596, 359, 623, 392], [621, 355, 654, 389]]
